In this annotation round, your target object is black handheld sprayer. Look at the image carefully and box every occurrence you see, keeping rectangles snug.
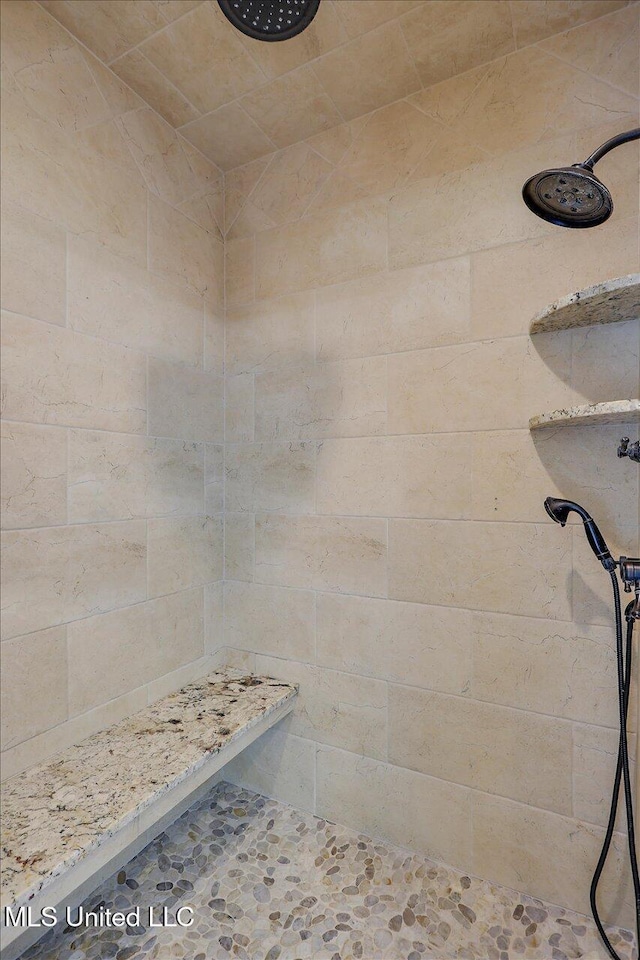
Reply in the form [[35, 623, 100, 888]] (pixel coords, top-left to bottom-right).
[[544, 497, 640, 958]]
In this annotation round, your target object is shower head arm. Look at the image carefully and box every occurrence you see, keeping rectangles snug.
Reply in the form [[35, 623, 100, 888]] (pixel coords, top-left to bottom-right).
[[581, 127, 640, 171]]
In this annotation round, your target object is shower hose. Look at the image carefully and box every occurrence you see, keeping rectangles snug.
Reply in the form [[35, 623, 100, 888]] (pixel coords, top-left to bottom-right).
[[590, 572, 640, 960]]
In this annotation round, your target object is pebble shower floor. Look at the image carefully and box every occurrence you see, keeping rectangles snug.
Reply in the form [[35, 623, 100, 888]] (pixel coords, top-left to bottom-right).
[[23, 782, 636, 960]]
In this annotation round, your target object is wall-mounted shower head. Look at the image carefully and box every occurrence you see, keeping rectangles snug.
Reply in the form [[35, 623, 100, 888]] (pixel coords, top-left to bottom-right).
[[522, 127, 640, 228], [544, 497, 616, 571], [522, 164, 612, 228], [217, 0, 321, 41]]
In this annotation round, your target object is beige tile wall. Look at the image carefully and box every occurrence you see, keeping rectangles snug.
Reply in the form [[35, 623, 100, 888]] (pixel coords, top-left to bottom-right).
[[221, 4, 640, 927], [0, 1, 224, 777]]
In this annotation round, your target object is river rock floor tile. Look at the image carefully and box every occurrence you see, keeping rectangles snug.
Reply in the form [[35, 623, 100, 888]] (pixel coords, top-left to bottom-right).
[[23, 781, 636, 960]]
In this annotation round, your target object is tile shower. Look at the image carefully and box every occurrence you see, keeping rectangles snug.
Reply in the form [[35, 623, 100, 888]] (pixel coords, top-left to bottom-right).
[[0, 1, 639, 959]]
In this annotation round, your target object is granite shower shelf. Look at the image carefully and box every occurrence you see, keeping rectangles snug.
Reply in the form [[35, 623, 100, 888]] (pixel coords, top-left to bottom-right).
[[529, 275, 640, 334], [529, 399, 640, 430], [0, 670, 297, 960]]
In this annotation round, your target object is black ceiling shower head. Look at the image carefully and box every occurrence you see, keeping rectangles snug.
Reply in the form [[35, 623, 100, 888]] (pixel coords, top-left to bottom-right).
[[522, 127, 640, 229], [217, 0, 321, 41]]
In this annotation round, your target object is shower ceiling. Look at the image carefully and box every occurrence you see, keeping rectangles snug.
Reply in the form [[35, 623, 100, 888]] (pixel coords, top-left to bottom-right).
[[39, 0, 631, 170]]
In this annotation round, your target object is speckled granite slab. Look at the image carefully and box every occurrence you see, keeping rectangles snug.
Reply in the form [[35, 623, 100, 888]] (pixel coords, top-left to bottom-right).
[[530, 275, 640, 334], [0, 672, 297, 918], [529, 399, 640, 429]]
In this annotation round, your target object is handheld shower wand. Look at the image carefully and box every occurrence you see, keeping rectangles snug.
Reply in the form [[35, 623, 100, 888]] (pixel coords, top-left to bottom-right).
[[544, 496, 640, 958], [544, 497, 616, 571]]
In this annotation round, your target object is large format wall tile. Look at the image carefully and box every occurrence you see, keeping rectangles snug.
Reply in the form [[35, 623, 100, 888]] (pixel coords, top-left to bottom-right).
[[255, 514, 387, 596], [67, 588, 204, 715], [316, 745, 474, 870], [316, 257, 471, 361], [399, 0, 514, 88], [388, 519, 572, 620], [0, 422, 67, 530], [387, 144, 557, 268], [316, 435, 472, 518], [0, 626, 68, 749], [68, 236, 204, 365], [226, 291, 316, 376], [147, 358, 224, 442], [224, 581, 315, 662], [444, 47, 638, 160], [470, 215, 639, 339], [472, 791, 635, 928], [147, 516, 223, 596], [255, 357, 387, 441], [539, 4, 639, 97], [388, 684, 573, 815], [256, 198, 387, 298], [224, 513, 255, 582], [313, 22, 421, 121], [387, 336, 574, 434], [0, 202, 66, 325], [472, 611, 635, 731], [1, 312, 147, 433], [68, 431, 204, 522], [2, 74, 147, 264], [226, 442, 316, 515], [222, 722, 316, 813], [316, 593, 472, 696], [474, 423, 639, 537], [148, 195, 223, 301], [240, 65, 342, 149], [256, 655, 388, 759], [225, 375, 255, 443], [1, 521, 147, 640], [2, 0, 111, 131]]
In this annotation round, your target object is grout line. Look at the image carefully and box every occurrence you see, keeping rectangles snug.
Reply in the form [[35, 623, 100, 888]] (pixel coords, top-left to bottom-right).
[[109, 46, 205, 121], [219, 575, 622, 632], [216, 643, 636, 738], [5, 414, 639, 447]]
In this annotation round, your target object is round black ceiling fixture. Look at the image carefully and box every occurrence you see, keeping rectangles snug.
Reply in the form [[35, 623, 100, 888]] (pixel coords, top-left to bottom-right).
[[217, 0, 321, 41]]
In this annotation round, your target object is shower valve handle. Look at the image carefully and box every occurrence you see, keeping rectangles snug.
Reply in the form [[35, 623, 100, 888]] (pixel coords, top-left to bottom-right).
[[620, 557, 640, 592]]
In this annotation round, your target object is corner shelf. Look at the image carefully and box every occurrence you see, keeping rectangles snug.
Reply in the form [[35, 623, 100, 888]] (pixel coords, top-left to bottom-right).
[[529, 400, 640, 430], [529, 275, 640, 335]]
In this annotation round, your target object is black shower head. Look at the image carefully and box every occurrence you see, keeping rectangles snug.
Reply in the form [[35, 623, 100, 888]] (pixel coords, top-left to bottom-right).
[[544, 497, 616, 571], [522, 164, 612, 228], [217, 0, 321, 41], [522, 127, 640, 229]]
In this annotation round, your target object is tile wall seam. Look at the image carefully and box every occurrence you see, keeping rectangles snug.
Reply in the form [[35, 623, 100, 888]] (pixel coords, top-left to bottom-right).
[[1, 583, 214, 645], [220, 645, 630, 734], [100, 0, 212, 66], [0, 419, 220, 446], [534, 37, 640, 103], [315, 740, 631, 845], [109, 46, 204, 121], [221, 593, 601, 645]]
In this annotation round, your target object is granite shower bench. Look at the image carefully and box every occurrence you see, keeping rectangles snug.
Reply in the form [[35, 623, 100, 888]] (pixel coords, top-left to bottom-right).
[[0, 670, 297, 960]]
